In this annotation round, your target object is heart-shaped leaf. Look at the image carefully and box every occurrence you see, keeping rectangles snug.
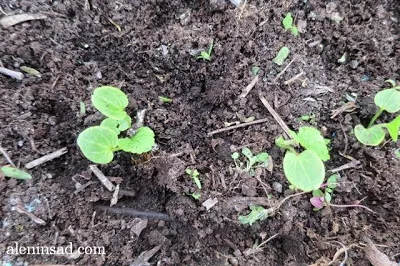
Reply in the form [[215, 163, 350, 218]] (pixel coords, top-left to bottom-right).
[[291, 127, 330, 161], [354, 124, 386, 146], [385, 115, 400, 142], [77, 126, 118, 164], [91, 86, 129, 120], [283, 150, 325, 192], [374, 89, 400, 113], [117, 126, 155, 154]]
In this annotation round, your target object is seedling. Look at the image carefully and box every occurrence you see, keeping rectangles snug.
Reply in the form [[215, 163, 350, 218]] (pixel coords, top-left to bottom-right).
[[158, 96, 173, 103], [1, 166, 32, 180], [310, 174, 337, 210], [273, 46, 290, 66], [186, 168, 201, 189], [251, 66, 260, 76], [189, 192, 201, 200], [231, 147, 270, 176], [354, 80, 400, 146], [197, 40, 214, 61], [238, 205, 269, 225], [298, 114, 316, 123], [77, 86, 155, 164], [282, 13, 299, 36], [276, 126, 330, 192]]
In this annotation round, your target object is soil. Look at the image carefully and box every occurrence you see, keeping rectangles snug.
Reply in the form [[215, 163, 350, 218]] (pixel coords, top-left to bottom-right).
[[0, 0, 399, 265]]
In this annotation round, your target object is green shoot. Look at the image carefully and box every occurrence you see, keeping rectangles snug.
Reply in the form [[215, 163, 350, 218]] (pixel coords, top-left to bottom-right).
[[273, 46, 290, 66], [1, 166, 32, 180], [251, 66, 260, 76], [158, 96, 173, 103], [238, 206, 269, 225], [231, 148, 270, 176], [282, 13, 299, 36], [186, 168, 201, 189], [189, 192, 201, 200], [354, 80, 400, 146], [79, 101, 86, 116], [310, 174, 338, 210], [276, 126, 330, 192], [77, 86, 155, 164], [197, 40, 214, 61], [298, 114, 316, 123]]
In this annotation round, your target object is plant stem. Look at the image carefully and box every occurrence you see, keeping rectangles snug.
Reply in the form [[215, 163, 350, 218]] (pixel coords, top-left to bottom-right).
[[368, 108, 383, 128], [329, 203, 375, 213]]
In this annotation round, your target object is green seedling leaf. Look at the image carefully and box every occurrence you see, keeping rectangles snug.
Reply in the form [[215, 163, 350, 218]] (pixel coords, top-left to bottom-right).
[[374, 89, 400, 113], [354, 124, 386, 146], [273, 46, 290, 66], [253, 153, 269, 164], [275, 136, 297, 150], [251, 66, 260, 76], [291, 127, 330, 161], [117, 126, 155, 154], [241, 147, 253, 161], [158, 96, 173, 103], [100, 118, 120, 134], [238, 206, 268, 226], [20, 66, 41, 77], [312, 189, 324, 197], [91, 86, 129, 120], [327, 174, 338, 189], [282, 13, 293, 30], [283, 150, 325, 192], [1, 166, 32, 180], [385, 115, 400, 142], [77, 126, 118, 164], [186, 169, 201, 189], [231, 152, 239, 160], [190, 192, 201, 200], [324, 192, 332, 203], [290, 26, 299, 36], [117, 115, 132, 131]]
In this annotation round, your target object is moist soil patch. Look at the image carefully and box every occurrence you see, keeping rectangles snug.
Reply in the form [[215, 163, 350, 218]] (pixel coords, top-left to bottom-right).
[[0, 0, 399, 265]]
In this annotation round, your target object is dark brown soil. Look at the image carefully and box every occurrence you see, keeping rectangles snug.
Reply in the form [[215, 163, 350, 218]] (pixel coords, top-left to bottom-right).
[[0, 0, 399, 265]]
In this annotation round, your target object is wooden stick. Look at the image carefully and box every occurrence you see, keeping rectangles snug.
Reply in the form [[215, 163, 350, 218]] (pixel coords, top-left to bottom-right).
[[25, 147, 68, 169], [239, 75, 259, 98], [89, 165, 115, 192], [259, 94, 292, 138], [207, 118, 270, 136], [0, 67, 24, 80], [0, 144, 16, 167], [329, 160, 361, 173], [274, 55, 297, 82]]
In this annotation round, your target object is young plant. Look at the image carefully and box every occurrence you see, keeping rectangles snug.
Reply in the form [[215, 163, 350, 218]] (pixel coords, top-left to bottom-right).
[[77, 86, 155, 164], [186, 168, 201, 189], [282, 12, 299, 36], [276, 126, 330, 192], [354, 80, 400, 146], [310, 174, 337, 210], [238, 205, 269, 225], [1, 166, 32, 180], [273, 46, 290, 66], [197, 40, 214, 61], [231, 147, 270, 176]]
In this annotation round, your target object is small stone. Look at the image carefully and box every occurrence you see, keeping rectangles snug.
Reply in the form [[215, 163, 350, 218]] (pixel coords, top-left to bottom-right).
[[174, 208, 184, 216], [272, 182, 283, 193], [95, 71, 102, 79], [349, 60, 359, 69], [229, 257, 239, 266]]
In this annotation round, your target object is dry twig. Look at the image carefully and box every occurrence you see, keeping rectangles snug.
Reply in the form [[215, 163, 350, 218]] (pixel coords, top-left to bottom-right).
[[329, 160, 361, 173], [89, 165, 115, 192], [259, 94, 292, 138], [0, 144, 16, 167], [207, 118, 270, 136], [0, 13, 47, 28], [239, 75, 259, 98], [25, 147, 68, 169], [274, 55, 297, 82]]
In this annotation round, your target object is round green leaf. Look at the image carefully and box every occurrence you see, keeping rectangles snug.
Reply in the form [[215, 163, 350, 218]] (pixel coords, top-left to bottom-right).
[[117, 126, 155, 154], [100, 118, 120, 134], [283, 150, 325, 192], [354, 124, 386, 146], [91, 86, 129, 119], [77, 126, 118, 164], [374, 89, 400, 113], [1, 166, 32, 180], [385, 115, 400, 142], [294, 127, 330, 162]]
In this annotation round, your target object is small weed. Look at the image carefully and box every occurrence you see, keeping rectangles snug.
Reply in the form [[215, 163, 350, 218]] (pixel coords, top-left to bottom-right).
[[186, 168, 201, 189], [354, 80, 400, 146], [273, 46, 290, 66], [276, 126, 330, 192], [197, 40, 214, 61], [77, 86, 155, 164], [158, 96, 173, 103], [298, 114, 316, 123], [238, 205, 269, 225], [251, 66, 260, 76], [282, 12, 299, 36], [231, 147, 270, 176], [1, 166, 32, 180], [310, 174, 337, 210]]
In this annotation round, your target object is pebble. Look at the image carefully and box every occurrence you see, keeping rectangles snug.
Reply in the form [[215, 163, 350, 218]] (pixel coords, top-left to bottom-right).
[[272, 182, 283, 193], [350, 60, 359, 69]]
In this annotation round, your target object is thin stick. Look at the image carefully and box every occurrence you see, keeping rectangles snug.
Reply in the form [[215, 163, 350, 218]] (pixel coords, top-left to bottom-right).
[[259, 94, 292, 138], [284, 71, 304, 85], [330, 203, 375, 213], [25, 147, 68, 169], [0, 67, 24, 80], [0, 144, 16, 167], [207, 118, 270, 136], [257, 233, 280, 249], [274, 55, 297, 82], [329, 160, 361, 173], [239, 75, 259, 98], [89, 165, 115, 192], [96, 206, 171, 221]]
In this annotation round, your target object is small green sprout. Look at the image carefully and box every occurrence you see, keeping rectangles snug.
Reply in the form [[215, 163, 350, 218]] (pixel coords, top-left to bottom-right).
[[298, 114, 316, 123], [158, 96, 173, 103], [282, 12, 299, 36], [77, 86, 155, 164], [276, 126, 330, 192], [186, 168, 201, 189], [251, 66, 260, 76], [231, 147, 270, 176], [354, 80, 400, 146], [238, 205, 269, 225], [197, 40, 214, 61], [273, 46, 290, 66], [310, 174, 337, 210], [189, 192, 201, 200], [1, 166, 32, 180]]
